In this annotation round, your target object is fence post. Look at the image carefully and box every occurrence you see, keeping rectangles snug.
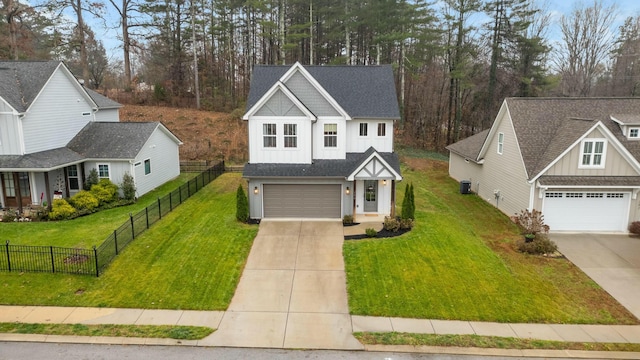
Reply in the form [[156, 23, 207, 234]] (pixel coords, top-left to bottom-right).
[[50, 246, 55, 273], [5, 240, 10, 272], [114, 230, 119, 255], [179, 185, 183, 204], [158, 197, 162, 219], [169, 192, 173, 211], [93, 246, 99, 277], [145, 207, 149, 229], [130, 213, 135, 239]]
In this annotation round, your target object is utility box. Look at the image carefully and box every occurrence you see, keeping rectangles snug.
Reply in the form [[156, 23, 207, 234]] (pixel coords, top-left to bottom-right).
[[460, 180, 472, 194]]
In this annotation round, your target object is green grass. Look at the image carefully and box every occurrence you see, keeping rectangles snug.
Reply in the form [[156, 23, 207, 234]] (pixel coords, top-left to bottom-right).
[[0, 322, 213, 340], [355, 332, 640, 352], [344, 160, 639, 324], [0, 173, 257, 310], [2, 174, 196, 248]]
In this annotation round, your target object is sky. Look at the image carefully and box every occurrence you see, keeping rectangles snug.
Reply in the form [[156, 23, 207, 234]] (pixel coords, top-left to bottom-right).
[[84, 0, 640, 63]]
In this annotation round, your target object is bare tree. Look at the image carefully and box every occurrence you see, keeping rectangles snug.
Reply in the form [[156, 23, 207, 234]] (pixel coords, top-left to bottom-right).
[[555, 0, 616, 96]]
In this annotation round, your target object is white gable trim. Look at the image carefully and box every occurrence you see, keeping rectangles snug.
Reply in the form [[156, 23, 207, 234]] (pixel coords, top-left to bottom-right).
[[156, 123, 183, 145], [279, 62, 352, 120], [0, 97, 19, 114], [347, 152, 402, 181], [530, 121, 640, 183], [25, 62, 97, 114], [242, 81, 316, 121]]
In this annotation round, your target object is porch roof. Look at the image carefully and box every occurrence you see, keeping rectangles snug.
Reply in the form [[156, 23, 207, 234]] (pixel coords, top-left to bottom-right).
[[243, 149, 401, 179], [0, 147, 84, 171], [538, 176, 640, 187]]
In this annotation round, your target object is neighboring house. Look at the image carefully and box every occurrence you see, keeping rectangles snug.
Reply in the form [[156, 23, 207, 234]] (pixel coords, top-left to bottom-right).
[[242, 62, 402, 220], [447, 97, 640, 232], [0, 60, 182, 213]]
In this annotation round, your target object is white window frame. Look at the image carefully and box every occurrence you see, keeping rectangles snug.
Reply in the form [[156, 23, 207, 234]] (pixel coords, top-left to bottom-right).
[[284, 123, 297, 148], [579, 139, 606, 168], [324, 123, 337, 148], [629, 128, 640, 139], [377, 123, 386, 137], [67, 165, 80, 191], [263, 123, 277, 148], [97, 163, 110, 179], [497, 132, 504, 154], [144, 158, 151, 175], [359, 123, 368, 136]]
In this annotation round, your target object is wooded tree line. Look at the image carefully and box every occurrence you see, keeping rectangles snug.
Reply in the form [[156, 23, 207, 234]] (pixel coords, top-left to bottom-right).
[[1, 0, 640, 151]]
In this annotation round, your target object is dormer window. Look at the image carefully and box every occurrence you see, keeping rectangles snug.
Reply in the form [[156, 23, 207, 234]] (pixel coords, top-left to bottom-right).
[[580, 139, 606, 168], [629, 128, 640, 139]]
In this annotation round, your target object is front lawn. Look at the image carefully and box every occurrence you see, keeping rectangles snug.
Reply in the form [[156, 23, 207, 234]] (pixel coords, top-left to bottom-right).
[[2, 174, 195, 248], [0, 173, 257, 310], [344, 158, 638, 324]]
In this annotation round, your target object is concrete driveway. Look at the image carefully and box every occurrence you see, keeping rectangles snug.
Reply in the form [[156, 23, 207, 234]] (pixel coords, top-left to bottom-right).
[[552, 233, 640, 320], [205, 220, 363, 350]]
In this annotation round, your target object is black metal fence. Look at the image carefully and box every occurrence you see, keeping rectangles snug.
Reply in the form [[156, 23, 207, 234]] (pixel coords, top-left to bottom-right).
[[2, 161, 225, 277]]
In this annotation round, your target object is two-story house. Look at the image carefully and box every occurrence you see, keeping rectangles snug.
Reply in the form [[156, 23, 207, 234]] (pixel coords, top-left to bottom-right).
[[447, 97, 640, 232], [0, 61, 182, 213], [242, 63, 402, 220]]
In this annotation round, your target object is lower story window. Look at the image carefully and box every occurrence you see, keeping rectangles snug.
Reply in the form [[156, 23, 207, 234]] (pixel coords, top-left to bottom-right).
[[144, 159, 151, 175], [98, 164, 110, 179]]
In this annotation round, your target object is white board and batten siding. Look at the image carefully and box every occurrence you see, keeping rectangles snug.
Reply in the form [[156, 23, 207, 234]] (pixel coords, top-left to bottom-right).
[[132, 127, 181, 196], [0, 101, 22, 155], [21, 68, 95, 154], [248, 117, 312, 164], [346, 120, 394, 153]]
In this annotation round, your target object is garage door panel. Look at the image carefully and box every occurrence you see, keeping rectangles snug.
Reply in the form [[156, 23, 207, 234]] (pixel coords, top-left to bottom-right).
[[543, 192, 629, 232], [264, 184, 341, 218]]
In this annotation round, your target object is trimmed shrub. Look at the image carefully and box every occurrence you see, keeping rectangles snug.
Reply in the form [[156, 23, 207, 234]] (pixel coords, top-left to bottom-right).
[[70, 190, 99, 212], [629, 221, 640, 235], [121, 172, 136, 201], [342, 215, 354, 225], [49, 199, 77, 220], [236, 184, 249, 222], [2, 209, 17, 222], [399, 217, 414, 230], [365, 228, 377, 238], [384, 216, 401, 232], [91, 179, 119, 205], [83, 169, 99, 191], [517, 233, 558, 255]]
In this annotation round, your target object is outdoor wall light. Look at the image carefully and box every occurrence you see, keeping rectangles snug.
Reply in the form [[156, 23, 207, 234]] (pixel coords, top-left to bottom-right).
[[382, 180, 387, 186], [345, 187, 350, 195], [254, 186, 259, 194]]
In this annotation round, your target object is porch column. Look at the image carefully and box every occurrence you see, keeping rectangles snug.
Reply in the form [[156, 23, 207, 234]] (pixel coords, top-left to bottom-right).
[[44, 172, 52, 211], [14, 173, 23, 214], [352, 180, 357, 222], [390, 180, 396, 218]]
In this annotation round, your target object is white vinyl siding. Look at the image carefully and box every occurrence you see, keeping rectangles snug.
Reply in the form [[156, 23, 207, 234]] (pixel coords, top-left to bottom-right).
[[93, 108, 119, 122], [133, 126, 181, 197], [345, 120, 393, 153], [21, 67, 95, 153], [0, 102, 22, 155], [248, 117, 311, 164]]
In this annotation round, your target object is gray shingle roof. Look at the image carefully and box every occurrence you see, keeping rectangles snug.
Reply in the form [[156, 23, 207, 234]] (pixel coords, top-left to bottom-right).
[[0, 60, 121, 112], [67, 122, 161, 159], [538, 176, 640, 187], [445, 129, 489, 161], [247, 64, 400, 119], [448, 98, 640, 179], [0, 148, 84, 171], [243, 148, 401, 178], [611, 114, 640, 125], [0, 60, 60, 112]]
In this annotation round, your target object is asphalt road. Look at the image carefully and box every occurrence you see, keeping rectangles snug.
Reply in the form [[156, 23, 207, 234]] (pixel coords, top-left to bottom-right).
[[0, 342, 577, 360]]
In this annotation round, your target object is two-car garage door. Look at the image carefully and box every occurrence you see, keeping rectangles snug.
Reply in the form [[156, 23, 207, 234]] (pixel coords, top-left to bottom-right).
[[543, 191, 630, 232], [263, 184, 341, 218]]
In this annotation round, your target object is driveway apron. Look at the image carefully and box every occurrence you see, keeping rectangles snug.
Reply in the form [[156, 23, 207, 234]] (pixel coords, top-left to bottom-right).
[[553, 233, 640, 320], [206, 220, 363, 350]]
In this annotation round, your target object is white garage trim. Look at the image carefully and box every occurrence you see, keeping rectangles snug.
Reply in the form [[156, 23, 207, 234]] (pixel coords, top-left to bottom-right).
[[542, 191, 630, 232], [263, 184, 342, 218]]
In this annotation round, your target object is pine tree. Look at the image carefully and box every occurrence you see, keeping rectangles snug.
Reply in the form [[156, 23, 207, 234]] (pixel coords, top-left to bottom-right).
[[401, 183, 411, 220], [236, 184, 249, 223]]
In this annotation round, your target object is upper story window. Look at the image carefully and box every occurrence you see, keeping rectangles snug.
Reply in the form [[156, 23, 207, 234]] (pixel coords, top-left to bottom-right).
[[263, 123, 276, 148], [284, 124, 297, 148], [324, 123, 337, 147], [630, 128, 640, 139], [497, 132, 504, 154], [580, 139, 606, 168], [359, 123, 368, 136], [98, 164, 110, 179], [377, 123, 386, 136]]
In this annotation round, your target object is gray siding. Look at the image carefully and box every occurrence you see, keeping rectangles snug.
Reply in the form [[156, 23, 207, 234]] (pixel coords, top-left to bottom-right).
[[0, 103, 21, 155], [544, 128, 638, 176], [133, 127, 181, 196], [255, 90, 306, 116], [22, 69, 94, 153], [284, 72, 340, 116], [94, 108, 119, 122]]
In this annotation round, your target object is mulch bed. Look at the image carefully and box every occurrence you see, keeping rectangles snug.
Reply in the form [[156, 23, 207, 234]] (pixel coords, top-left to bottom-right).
[[344, 227, 411, 240]]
